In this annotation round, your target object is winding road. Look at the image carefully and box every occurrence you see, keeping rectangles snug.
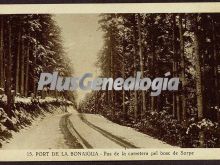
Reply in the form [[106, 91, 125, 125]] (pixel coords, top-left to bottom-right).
[[2, 108, 173, 149]]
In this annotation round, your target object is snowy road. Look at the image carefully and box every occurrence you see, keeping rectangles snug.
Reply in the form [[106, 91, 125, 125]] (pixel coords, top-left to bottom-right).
[[69, 110, 174, 148], [2, 108, 174, 149], [2, 112, 82, 149]]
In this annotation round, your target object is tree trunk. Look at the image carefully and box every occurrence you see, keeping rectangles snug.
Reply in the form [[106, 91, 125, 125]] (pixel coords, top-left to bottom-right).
[[178, 14, 186, 123], [33, 42, 37, 96], [122, 48, 126, 120], [0, 16, 4, 89], [132, 17, 138, 121], [137, 14, 146, 118], [176, 94, 181, 121], [151, 34, 157, 112], [20, 29, 25, 96], [194, 20, 204, 120], [193, 15, 204, 147], [24, 39, 30, 97], [172, 14, 177, 118], [110, 32, 115, 116], [133, 47, 138, 121], [5, 17, 13, 117], [15, 26, 21, 95]]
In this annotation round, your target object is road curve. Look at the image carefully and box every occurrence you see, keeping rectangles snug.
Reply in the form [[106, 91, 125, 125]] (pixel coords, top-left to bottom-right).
[[2, 113, 74, 149], [2, 108, 174, 149]]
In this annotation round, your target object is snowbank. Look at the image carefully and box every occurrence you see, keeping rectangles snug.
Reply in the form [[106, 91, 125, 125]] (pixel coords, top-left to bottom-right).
[[0, 96, 73, 147]]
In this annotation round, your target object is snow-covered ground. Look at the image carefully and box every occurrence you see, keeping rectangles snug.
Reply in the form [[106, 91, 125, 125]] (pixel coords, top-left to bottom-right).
[[68, 110, 124, 148], [1, 111, 69, 149], [83, 113, 175, 148], [68, 109, 175, 148], [1, 107, 175, 149]]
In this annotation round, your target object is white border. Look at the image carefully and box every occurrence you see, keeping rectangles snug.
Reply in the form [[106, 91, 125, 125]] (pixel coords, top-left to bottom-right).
[[0, 3, 220, 161], [0, 3, 219, 14]]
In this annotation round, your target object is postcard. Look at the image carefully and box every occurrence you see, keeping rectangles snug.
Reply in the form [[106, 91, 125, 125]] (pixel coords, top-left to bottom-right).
[[0, 3, 219, 161]]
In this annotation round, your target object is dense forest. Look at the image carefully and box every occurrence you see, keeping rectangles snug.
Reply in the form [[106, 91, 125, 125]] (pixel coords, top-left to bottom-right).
[[0, 14, 75, 118], [79, 13, 220, 148]]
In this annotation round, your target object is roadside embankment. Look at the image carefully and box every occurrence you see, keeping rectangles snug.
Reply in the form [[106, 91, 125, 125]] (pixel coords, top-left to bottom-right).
[[0, 96, 73, 147]]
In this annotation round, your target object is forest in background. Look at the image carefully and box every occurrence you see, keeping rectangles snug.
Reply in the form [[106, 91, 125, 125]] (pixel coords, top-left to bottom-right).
[[0, 14, 76, 114], [79, 13, 220, 148], [0, 14, 76, 144]]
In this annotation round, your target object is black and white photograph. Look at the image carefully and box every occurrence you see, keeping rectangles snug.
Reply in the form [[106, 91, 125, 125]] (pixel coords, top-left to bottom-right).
[[0, 9, 219, 158]]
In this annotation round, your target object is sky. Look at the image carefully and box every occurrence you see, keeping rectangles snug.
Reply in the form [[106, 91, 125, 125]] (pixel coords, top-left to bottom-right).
[[54, 14, 104, 103]]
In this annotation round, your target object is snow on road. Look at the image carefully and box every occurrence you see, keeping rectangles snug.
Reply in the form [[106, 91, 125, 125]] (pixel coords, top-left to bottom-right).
[[2, 112, 69, 149], [83, 113, 175, 148], [1, 107, 175, 149], [68, 110, 124, 148], [68, 109, 174, 148]]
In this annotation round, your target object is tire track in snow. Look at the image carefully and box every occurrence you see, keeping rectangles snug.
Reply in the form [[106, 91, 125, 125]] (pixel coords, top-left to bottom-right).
[[78, 113, 138, 149], [60, 114, 85, 148]]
